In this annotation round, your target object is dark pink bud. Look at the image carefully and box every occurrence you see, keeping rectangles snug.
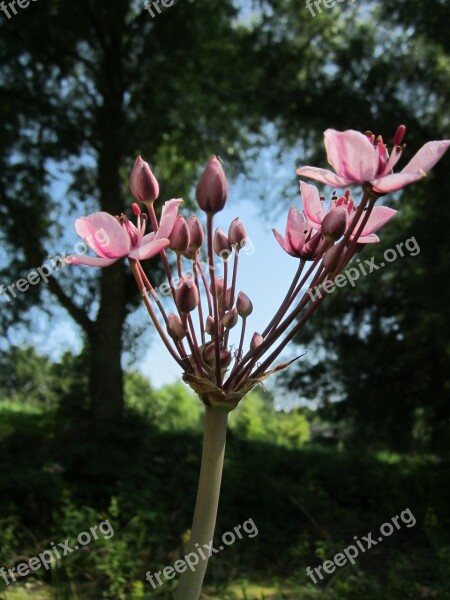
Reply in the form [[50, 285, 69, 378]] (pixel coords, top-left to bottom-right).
[[187, 215, 204, 250], [167, 313, 186, 340], [393, 124, 406, 146], [250, 332, 263, 350], [219, 287, 233, 312], [129, 156, 159, 204], [214, 228, 232, 260], [196, 156, 228, 214], [210, 276, 224, 297], [222, 308, 239, 329], [174, 277, 199, 313], [322, 244, 341, 271], [169, 215, 190, 254], [236, 291, 253, 317], [203, 344, 231, 368], [205, 315, 215, 335], [228, 217, 247, 250], [321, 207, 348, 241]]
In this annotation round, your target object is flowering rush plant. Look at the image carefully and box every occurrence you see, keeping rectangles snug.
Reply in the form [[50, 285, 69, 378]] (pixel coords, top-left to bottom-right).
[[67, 126, 449, 599]]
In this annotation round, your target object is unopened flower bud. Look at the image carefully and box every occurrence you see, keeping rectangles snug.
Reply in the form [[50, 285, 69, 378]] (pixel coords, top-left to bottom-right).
[[187, 215, 204, 250], [129, 156, 159, 204], [174, 277, 199, 313], [250, 332, 264, 350], [322, 244, 341, 271], [222, 308, 239, 329], [214, 228, 232, 261], [219, 287, 233, 311], [228, 217, 247, 250], [236, 291, 253, 317], [167, 313, 186, 340], [210, 276, 224, 297], [321, 207, 347, 241], [196, 156, 228, 214], [169, 215, 190, 254], [205, 315, 215, 335], [203, 344, 232, 368], [393, 124, 406, 146]]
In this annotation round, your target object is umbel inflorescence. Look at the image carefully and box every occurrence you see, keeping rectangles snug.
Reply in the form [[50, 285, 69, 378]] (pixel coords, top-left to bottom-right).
[[67, 126, 450, 411]]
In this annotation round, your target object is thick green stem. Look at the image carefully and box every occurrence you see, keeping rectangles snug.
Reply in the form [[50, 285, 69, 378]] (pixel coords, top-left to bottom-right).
[[174, 405, 228, 600]]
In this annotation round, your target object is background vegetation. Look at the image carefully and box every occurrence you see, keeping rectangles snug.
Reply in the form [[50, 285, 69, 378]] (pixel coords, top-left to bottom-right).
[[0, 0, 449, 598]]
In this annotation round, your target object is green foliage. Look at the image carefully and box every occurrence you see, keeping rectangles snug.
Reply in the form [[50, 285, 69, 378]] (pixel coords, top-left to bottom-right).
[[125, 372, 202, 432], [229, 389, 310, 448]]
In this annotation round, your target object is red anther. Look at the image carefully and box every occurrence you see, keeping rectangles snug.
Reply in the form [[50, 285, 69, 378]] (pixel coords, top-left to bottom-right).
[[131, 203, 141, 216]]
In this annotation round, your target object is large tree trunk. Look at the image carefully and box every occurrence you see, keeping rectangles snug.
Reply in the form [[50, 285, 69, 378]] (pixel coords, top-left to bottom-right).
[[88, 262, 127, 427], [89, 20, 127, 427]]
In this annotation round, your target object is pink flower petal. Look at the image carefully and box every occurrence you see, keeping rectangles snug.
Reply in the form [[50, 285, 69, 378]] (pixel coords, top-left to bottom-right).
[[372, 171, 425, 193], [156, 199, 183, 240], [129, 237, 170, 260], [273, 228, 294, 256], [401, 140, 450, 174], [324, 129, 378, 182], [65, 255, 118, 267], [353, 233, 380, 244], [285, 206, 306, 253], [75, 212, 130, 259], [353, 206, 397, 236], [300, 181, 325, 227], [296, 166, 351, 188]]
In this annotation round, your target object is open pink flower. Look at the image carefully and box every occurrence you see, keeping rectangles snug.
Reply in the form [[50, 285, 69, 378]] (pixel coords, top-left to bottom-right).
[[66, 199, 181, 267], [296, 127, 450, 193], [273, 206, 321, 259], [301, 181, 396, 243]]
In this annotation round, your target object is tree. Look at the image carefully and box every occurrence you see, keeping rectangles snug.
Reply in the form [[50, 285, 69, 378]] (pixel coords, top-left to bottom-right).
[[281, 0, 450, 452], [0, 0, 370, 426], [2, 0, 443, 430]]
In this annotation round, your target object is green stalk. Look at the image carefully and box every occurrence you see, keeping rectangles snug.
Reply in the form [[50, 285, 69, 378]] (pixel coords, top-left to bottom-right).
[[174, 404, 229, 600]]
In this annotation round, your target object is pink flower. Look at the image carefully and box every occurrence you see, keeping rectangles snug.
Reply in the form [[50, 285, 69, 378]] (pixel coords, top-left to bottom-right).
[[301, 181, 396, 243], [296, 127, 450, 193], [66, 199, 181, 267], [273, 204, 321, 259]]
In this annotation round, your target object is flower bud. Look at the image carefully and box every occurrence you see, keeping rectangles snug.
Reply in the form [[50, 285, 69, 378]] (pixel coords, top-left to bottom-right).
[[236, 291, 253, 317], [167, 313, 186, 340], [222, 308, 239, 329], [187, 215, 204, 251], [169, 215, 190, 254], [214, 228, 232, 261], [174, 277, 199, 313], [228, 217, 247, 250], [210, 276, 224, 297], [203, 344, 232, 368], [219, 287, 233, 312], [321, 207, 347, 241], [129, 156, 159, 204], [250, 332, 264, 350], [196, 156, 228, 214], [322, 244, 341, 271], [205, 315, 215, 335]]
